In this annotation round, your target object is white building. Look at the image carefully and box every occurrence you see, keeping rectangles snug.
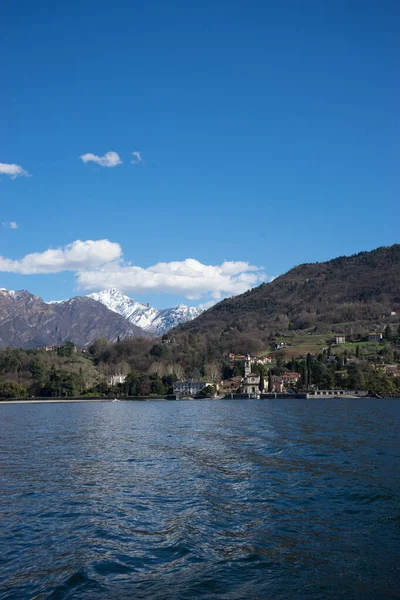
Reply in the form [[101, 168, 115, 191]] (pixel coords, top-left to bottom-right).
[[173, 380, 212, 396], [242, 373, 261, 395]]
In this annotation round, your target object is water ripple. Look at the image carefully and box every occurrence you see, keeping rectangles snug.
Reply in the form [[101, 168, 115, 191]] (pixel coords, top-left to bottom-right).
[[0, 399, 400, 599]]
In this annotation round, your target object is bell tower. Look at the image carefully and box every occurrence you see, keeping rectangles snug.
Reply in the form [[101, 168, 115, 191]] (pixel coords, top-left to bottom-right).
[[244, 354, 251, 377]]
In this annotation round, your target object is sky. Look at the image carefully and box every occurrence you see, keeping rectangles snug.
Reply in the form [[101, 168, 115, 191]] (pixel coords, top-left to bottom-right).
[[1, 0, 399, 308]]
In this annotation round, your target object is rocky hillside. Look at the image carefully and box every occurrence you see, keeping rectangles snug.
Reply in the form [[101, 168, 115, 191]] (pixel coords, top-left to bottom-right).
[[0, 289, 148, 348]]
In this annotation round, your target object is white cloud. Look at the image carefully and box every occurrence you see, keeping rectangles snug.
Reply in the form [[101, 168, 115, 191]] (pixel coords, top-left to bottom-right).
[[2, 221, 18, 229], [0, 238, 268, 300], [80, 151, 122, 168], [131, 151, 142, 164], [0, 239, 122, 274], [76, 258, 266, 299], [0, 163, 29, 179]]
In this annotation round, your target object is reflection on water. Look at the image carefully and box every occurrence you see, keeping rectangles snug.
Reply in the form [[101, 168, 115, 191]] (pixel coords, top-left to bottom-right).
[[0, 399, 400, 599]]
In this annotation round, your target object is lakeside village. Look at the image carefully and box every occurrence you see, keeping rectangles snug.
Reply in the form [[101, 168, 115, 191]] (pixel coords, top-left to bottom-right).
[[105, 326, 400, 400], [172, 353, 305, 398], [171, 353, 372, 400], [110, 329, 400, 400], [1, 325, 400, 400]]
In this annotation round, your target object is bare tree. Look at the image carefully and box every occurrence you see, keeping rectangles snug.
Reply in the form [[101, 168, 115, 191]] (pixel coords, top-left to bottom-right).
[[204, 360, 222, 384]]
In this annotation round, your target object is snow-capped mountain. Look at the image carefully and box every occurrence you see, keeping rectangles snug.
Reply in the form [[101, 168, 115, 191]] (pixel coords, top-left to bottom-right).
[[87, 288, 203, 335], [149, 304, 204, 336], [88, 289, 159, 330], [0, 288, 146, 348]]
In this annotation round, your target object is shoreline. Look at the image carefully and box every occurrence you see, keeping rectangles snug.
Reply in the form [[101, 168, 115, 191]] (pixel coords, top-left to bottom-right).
[[1, 395, 399, 405]]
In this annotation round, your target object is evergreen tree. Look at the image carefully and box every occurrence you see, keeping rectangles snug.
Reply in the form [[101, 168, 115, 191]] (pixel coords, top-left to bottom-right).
[[259, 371, 264, 392], [384, 325, 393, 341], [268, 370, 273, 392]]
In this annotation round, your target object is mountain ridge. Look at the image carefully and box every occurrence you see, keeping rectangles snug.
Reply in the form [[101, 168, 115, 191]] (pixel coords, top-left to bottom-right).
[[0, 289, 148, 348], [0, 287, 204, 348], [87, 288, 203, 335]]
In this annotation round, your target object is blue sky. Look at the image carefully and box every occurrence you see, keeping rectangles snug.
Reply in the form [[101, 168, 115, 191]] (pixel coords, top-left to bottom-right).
[[1, 0, 399, 308]]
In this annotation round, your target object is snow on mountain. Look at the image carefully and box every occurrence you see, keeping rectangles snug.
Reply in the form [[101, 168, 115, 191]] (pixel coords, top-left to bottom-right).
[[149, 304, 203, 335], [87, 288, 203, 335], [0, 288, 26, 299], [88, 288, 159, 330]]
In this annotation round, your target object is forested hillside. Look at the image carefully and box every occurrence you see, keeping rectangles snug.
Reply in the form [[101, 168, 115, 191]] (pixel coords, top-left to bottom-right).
[[168, 244, 400, 356]]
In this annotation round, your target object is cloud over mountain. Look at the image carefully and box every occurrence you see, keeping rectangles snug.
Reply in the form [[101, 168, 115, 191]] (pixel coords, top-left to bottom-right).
[[0, 239, 267, 300], [77, 258, 265, 299]]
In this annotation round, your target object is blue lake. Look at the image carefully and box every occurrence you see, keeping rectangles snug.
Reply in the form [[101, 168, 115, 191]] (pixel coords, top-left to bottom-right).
[[1, 399, 400, 599]]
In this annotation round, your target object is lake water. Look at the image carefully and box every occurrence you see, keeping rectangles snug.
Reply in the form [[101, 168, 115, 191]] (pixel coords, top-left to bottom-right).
[[1, 399, 400, 599]]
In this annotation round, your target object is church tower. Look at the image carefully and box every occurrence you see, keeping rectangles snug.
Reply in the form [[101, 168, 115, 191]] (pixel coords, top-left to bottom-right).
[[244, 354, 252, 377]]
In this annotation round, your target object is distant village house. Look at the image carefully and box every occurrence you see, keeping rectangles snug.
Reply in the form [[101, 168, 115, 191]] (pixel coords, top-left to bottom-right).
[[274, 342, 286, 350], [227, 353, 272, 366], [281, 372, 301, 386], [368, 332, 383, 342]]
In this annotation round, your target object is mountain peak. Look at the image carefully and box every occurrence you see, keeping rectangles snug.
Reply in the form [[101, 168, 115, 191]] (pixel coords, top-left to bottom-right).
[[87, 288, 203, 334], [0, 288, 33, 300]]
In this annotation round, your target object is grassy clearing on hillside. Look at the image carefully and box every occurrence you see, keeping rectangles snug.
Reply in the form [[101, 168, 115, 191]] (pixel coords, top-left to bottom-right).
[[267, 334, 330, 359], [266, 336, 390, 360]]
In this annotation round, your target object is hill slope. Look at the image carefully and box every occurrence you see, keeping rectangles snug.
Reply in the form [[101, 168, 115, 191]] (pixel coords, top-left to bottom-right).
[[169, 244, 400, 353]]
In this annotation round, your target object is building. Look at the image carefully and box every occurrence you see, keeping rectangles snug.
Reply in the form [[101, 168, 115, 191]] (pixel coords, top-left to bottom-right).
[[173, 380, 212, 396], [227, 353, 272, 366], [219, 376, 243, 394], [253, 355, 273, 365], [242, 373, 261, 395], [368, 332, 383, 342], [244, 354, 252, 377], [271, 376, 284, 393], [274, 342, 286, 350], [226, 353, 247, 365], [281, 372, 301, 386], [108, 374, 127, 386], [334, 336, 346, 345]]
